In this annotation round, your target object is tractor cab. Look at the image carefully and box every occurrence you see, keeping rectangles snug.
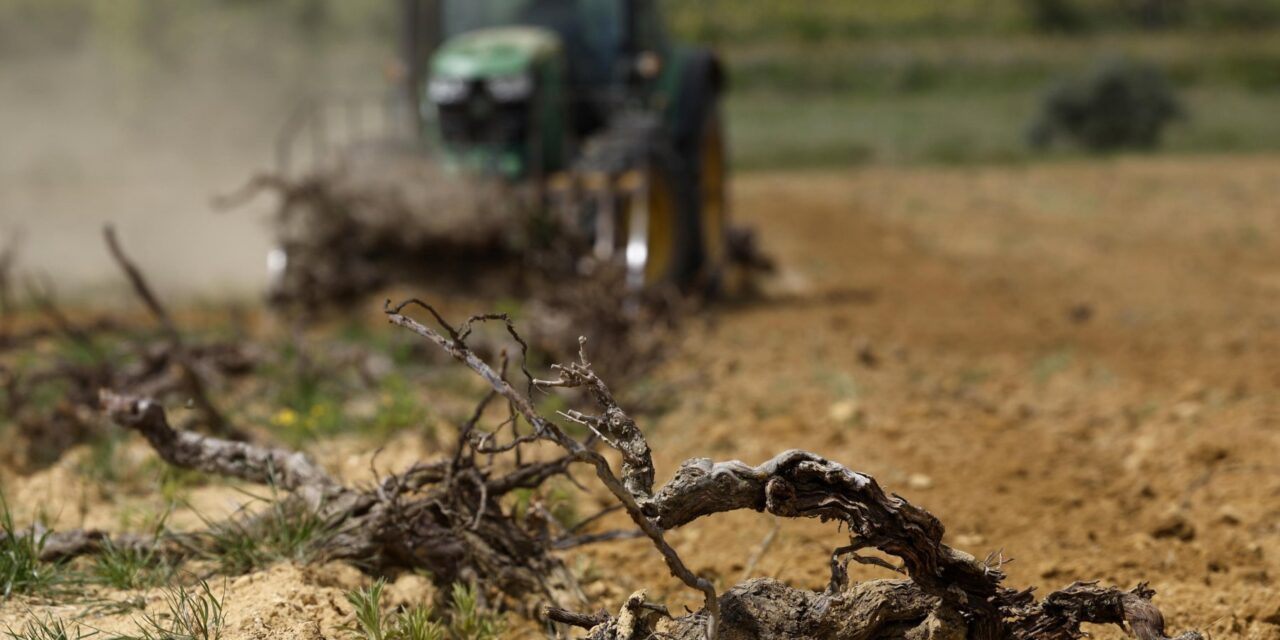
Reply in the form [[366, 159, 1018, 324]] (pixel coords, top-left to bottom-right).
[[442, 0, 626, 89], [420, 0, 675, 178]]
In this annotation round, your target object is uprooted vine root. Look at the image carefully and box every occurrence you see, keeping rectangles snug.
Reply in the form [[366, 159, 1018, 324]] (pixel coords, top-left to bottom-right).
[[383, 301, 1203, 640], [18, 300, 1203, 640]]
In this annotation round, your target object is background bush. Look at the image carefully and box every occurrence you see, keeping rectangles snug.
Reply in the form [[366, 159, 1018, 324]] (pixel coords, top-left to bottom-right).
[[1028, 57, 1183, 151]]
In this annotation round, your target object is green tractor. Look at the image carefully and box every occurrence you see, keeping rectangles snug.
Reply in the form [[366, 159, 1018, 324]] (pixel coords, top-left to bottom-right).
[[403, 0, 730, 290]]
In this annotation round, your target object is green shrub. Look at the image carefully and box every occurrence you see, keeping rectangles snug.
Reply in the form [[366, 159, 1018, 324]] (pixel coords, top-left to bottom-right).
[[1028, 57, 1183, 152], [1023, 0, 1091, 33]]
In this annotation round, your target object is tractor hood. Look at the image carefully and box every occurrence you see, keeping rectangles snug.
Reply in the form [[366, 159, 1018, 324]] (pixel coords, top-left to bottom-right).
[[431, 27, 562, 79]]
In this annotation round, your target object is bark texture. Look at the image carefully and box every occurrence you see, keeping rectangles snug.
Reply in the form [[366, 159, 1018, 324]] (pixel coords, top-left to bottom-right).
[[85, 390, 585, 616], [378, 302, 1203, 640], [19, 301, 1202, 640]]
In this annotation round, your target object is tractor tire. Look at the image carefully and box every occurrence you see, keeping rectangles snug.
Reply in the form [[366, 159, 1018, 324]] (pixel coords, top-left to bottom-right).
[[692, 107, 729, 290], [672, 51, 730, 291]]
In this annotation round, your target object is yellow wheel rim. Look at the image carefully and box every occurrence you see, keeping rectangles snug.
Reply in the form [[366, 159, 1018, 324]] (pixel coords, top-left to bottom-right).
[[641, 169, 677, 285], [620, 167, 678, 287]]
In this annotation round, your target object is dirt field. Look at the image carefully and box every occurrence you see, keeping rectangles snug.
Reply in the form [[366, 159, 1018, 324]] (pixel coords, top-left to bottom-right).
[[5, 155, 1280, 638]]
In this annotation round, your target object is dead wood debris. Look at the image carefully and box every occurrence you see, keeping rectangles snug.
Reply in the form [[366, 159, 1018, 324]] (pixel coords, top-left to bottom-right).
[[0, 228, 256, 469], [222, 168, 753, 383], [29, 384, 589, 616], [13, 301, 1203, 640], [382, 302, 1203, 640], [219, 169, 526, 315]]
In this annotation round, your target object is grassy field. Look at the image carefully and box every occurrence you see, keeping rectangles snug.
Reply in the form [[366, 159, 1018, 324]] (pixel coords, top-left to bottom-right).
[[718, 30, 1280, 168], [5, 0, 1280, 171], [728, 75, 1280, 169]]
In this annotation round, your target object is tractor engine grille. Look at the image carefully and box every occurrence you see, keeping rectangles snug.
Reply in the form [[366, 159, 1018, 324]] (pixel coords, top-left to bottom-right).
[[438, 91, 530, 148]]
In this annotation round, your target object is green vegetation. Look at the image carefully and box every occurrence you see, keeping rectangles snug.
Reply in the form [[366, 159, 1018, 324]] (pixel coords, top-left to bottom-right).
[[6, 0, 1280, 169], [91, 539, 173, 592], [660, 1, 1280, 167], [1033, 348, 1075, 385], [262, 333, 433, 446], [2, 615, 92, 640], [201, 492, 334, 575], [364, 374, 431, 440], [662, 0, 1280, 42], [2, 581, 224, 640], [722, 32, 1280, 167], [346, 580, 444, 640], [1, 496, 72, 600], [446, 583, 504, 640], [508, 483, 580, 531], [1029, 57, 1182, 151], [122, 580, 225, 640], [343, 581, 503, 640]]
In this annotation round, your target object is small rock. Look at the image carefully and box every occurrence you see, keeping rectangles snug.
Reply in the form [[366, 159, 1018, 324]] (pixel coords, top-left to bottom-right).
[[954, 533, 986, 548], [1170, 401, 1202, 422], [1217, 505, 1243, 526], [1240, 568, 1270, 585], [1067, 303, 1094, 324], [828, 399, 862, 424], [907, 473, 934, 491], [856, 340, 880, 368], [1039, 563, 1065, 580], [1151, 511, 1196, 542]]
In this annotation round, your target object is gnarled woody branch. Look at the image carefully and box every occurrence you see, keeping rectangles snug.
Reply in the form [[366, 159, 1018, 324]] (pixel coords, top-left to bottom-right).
[[80, 389, 586, 614], [99, 391, 335, 492], [103, 225, 244, 440], [383, 301, 1203, 640], [384, 299, 721, 638], [23, 301, 1201, 640]]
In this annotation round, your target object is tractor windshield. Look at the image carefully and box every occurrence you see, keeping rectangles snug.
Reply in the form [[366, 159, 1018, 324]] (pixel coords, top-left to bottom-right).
[[442, 0, 622, 84]]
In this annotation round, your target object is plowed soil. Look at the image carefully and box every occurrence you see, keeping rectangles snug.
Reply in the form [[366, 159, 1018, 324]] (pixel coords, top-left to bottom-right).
[[5, 155, 1280, 638]]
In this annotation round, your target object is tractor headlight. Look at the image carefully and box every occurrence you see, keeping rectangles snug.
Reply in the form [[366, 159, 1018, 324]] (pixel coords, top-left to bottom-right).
[[486, 74, 534, 102], [427, 76, 469, 105]]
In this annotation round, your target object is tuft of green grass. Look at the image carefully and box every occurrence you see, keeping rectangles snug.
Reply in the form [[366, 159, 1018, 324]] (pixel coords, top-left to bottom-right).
[[76, 431, 128, 487], [2, 614, 93, 640], [343, 581, 502, 640], [394, 606, 445, 640], [1, 495, 75, 599], [2, 582, 223, 640], [153, 464, 207, 505], [123, 580, 224, 640], [345, 579, 444, 640], [91, 539, 172, 591], [200, 489, 334, 575], [364, 375, 430, 440], [507, 483, 579, 532], [448, 583, 504, 640], [544, 486, 579, 532], [1032, 349, 1074, 385]]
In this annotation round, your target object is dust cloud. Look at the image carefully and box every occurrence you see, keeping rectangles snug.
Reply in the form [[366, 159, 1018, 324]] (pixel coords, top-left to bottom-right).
[[0, 2, 394, 300]]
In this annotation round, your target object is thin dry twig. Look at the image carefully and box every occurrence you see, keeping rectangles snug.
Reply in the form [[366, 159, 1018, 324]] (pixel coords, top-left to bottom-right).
[[103, 225, 241, 439], [739, 519, 781, 583]]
